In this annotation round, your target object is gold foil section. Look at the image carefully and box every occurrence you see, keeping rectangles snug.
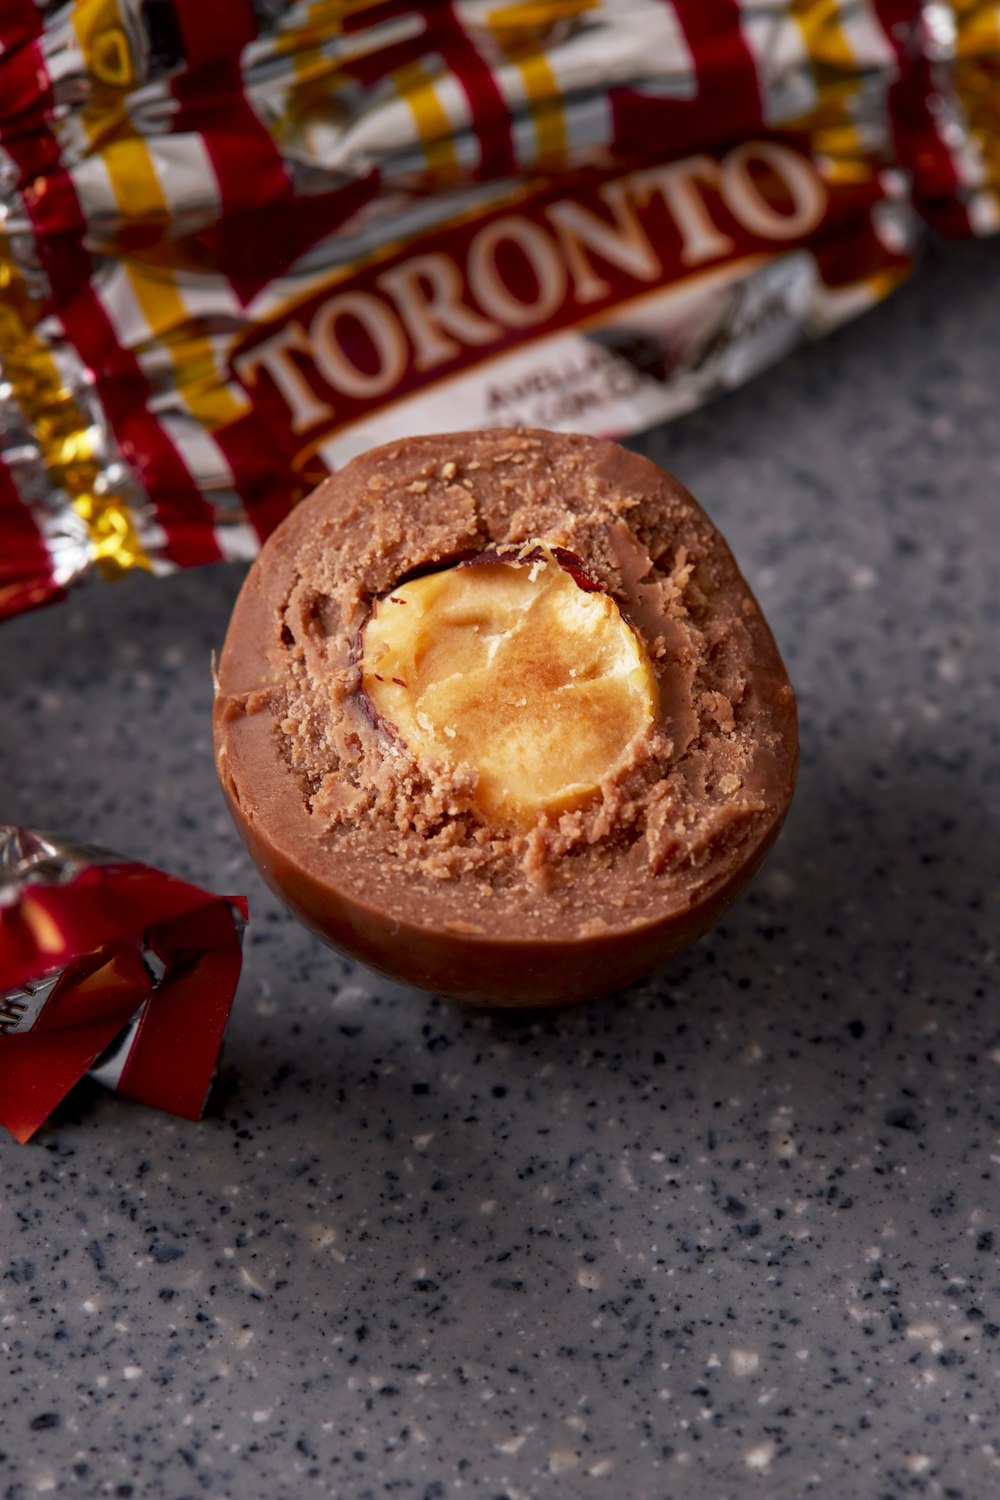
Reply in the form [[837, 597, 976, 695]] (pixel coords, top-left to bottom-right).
[[954, 10, 1000, 227], [70, 491, 151, 578], [0, 237, 150, 580]]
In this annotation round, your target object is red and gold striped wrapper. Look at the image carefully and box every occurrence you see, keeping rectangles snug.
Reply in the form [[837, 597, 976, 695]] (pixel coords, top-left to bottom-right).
[[0, 1, 996, 618], [0, 826, 247, 1143]]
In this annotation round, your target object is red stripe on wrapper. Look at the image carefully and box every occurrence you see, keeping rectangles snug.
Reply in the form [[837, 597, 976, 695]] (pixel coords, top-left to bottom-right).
[[336, 2, 517, 176], [874, 0, 970, 237], [170, 0, 290, 227], [57, 287, 226, 568], [0, 0, 43, 53], [211, 414, 308, 544], [171, 0, 258, 71], [0, 36, 87, 279], [208, 174, 384, 304], [441, 2, 517, 180], [0, 35, 51, 129], [0, 465, 62, 621], [611, 1, 764, 161], [680, 0, 764, 133]]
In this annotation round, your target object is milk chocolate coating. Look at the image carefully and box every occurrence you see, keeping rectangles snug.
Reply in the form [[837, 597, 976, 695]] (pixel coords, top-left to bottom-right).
[[214, 430, 797, 1005]]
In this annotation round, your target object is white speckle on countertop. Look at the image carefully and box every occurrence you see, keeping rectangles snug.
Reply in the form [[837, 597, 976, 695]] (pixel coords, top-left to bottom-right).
[[745, 1441, 776, 1471], [332, 984, 369, 1010], [307, 1224, 340, 1250], [905, 1454, 934, 1475], [730, 1350, 760, 1377], [617, 1156, 637, 1190]]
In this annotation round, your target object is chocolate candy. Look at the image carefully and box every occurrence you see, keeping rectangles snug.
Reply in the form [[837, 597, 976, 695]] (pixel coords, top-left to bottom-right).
[[214, 429, 797, 1006]]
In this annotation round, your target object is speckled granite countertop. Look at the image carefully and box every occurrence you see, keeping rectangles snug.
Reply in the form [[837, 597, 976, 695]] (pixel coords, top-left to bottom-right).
[[2, 237, 998, 1500]]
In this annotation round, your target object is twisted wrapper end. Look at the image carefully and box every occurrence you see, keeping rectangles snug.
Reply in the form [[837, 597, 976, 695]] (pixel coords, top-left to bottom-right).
[[0, 826, 247, 1143]]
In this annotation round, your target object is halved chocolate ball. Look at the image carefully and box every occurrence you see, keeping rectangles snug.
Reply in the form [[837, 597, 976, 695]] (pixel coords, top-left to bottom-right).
[[213, 429, 797, 1006]]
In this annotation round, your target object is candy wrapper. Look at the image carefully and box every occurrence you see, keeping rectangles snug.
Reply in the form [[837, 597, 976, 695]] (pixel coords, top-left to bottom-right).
[[0, 1, 997, 619], [0, 825, 247, 1143]]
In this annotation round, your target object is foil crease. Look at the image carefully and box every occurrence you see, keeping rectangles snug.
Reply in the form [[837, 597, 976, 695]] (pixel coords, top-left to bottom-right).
[[0, 825, 112, 903]]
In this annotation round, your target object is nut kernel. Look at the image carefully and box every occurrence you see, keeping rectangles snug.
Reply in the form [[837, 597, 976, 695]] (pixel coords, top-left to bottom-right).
[[360, 543, 657, 823]]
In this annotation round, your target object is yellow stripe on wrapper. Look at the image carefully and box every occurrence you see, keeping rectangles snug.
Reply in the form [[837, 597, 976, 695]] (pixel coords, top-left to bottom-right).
[[951, 0, 1000, 51], [486, 1, 599, 24], [71, 0, 141, 89], [813, 153, 883, 185], [797, 0, 858, 70], [97, 136, 172, 223], [87, 136, 247, 428], [71, 0, 143, 151], [264, 2, 351, 161], [123, 252, 249, 430], [270, 0, 343, 54], [865, 264, 915, 305], [952, 1, 1000, 229], [786, 0, 877, 171], [509, 44, 568, 166], [391, 57, 462, 180], [68, 28, 249, 436], [0, 241, 150, 580], [809, 124, 879, 180], [481, 3, 602, 170]]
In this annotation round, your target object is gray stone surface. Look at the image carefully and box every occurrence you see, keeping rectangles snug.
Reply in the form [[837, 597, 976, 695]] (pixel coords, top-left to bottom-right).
[[1, 235, 998, 1500]]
